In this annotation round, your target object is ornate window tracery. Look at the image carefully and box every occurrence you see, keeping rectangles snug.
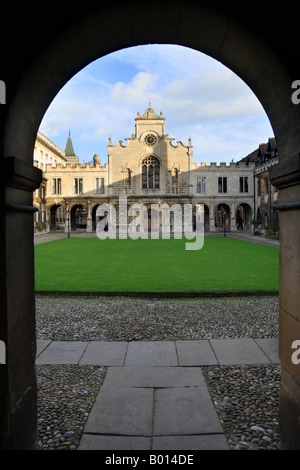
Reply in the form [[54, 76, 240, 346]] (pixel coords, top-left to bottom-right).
[[142, 156, 160, 189]]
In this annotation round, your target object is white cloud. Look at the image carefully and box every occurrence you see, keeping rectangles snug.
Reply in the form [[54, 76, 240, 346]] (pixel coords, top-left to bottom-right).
[[40, 44, 273, 164], [110, 72, 159, 104]]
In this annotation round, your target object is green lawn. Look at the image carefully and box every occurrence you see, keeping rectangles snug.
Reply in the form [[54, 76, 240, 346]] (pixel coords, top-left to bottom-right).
[[34, 237, 279, 293]]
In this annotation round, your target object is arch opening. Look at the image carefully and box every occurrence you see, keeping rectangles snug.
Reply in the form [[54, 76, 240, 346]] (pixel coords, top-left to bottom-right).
[[70, 204, 87, 231], [236, 203, 252, 230], [49, 204, 66, 232], [215, 203, 231, 231]]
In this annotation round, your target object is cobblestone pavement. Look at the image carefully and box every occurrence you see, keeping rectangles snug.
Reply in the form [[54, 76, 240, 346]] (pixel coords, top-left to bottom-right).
[[35, 294, 280, 451]]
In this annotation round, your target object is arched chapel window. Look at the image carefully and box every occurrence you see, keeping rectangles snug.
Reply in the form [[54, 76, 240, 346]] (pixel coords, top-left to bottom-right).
[[142, 156, 160, 189]]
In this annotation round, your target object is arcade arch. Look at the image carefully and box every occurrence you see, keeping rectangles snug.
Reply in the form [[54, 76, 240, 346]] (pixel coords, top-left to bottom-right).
[[236, 203, 252, 230], [214, 203, 231, 231], [70, 204, 87, 231], [49, 204, 66, 231]]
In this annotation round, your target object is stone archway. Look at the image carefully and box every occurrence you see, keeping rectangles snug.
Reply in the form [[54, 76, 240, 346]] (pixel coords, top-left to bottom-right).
[[236, 203, 252, 230], [92, 204, 100, 231], [92, 203, 110, 232], [203, 204, 210, 231], [49, 204, 66, 231], [215, 203, 231, 231], [264, 211, 270, 231], [1, 1, 300, 450], [70, 204, 87, 231], [193, 204, 209, 231], [147, 207, 160, 232], [257, 208, 262, 228]]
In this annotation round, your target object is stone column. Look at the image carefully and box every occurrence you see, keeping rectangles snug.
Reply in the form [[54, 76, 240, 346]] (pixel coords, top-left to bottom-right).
[[45, 207, 50, 232], [1, 157, 42, 449], [209, 201, 215, 232], [230, 216, 236, 232], [230, 201, 236, 232], [86, 199, 92, 232], [270, 154, 300, 449], [209, 217, 215, 232], [64, 201, 69, 234]]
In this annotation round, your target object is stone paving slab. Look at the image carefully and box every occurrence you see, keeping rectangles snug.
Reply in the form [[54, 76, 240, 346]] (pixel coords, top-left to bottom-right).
[[36, 336, 278, 451], [35, 341, 88, 364], [36, 338, 277, 366], [153, 387, 224, 436], [78, 433, 230, 451], [79, 341, 128, 366], [176, 340, 219, 366], [124, 341, 178, 366], [84, 386, 154, 436], [78, 435, 152, 450], [209, 338, 271, 365], [254, 338, 280, 363], [36, 339, 52, 358], [103, 366, 206, 388], [152, 434, 229, 450]]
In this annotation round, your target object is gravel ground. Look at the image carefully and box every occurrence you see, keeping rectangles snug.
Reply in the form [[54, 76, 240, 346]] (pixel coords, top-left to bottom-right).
[[36, 295, 279, 341], [35, 294, 281, 450], [202, 365, 281, 450], [36, 364, 106, 450]]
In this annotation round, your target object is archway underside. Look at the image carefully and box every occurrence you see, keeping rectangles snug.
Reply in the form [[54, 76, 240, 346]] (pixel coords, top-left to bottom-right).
[[1, 1, 300, 450]]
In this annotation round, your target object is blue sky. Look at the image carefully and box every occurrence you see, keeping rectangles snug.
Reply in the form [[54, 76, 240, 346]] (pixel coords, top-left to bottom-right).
[[39, 44, 274, 164]]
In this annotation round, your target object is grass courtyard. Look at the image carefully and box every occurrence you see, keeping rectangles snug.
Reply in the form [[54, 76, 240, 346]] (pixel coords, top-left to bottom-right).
[[34, 236, 279, 294]]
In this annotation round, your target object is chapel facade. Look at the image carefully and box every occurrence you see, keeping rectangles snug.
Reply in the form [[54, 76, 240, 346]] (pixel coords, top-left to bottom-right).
[[34, 106, 261, 234]]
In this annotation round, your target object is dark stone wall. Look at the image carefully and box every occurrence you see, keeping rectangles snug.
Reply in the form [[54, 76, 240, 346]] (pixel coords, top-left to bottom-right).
[[0, 0, 300, 449]]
